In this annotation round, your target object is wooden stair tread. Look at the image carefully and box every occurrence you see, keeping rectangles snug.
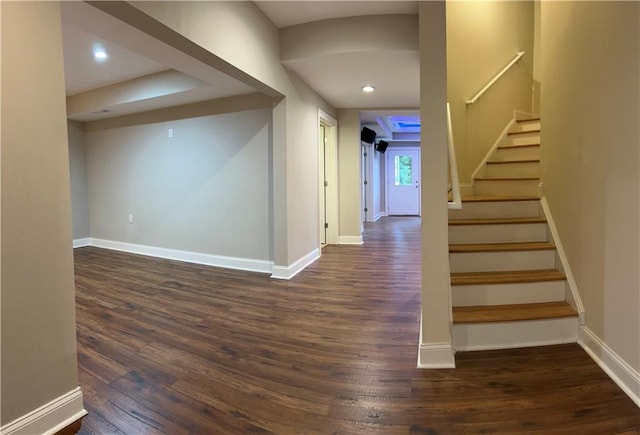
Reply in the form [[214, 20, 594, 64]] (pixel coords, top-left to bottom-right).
[[449, 217, 546, 226], [498, 143, 540, 149], [516, 117, 541, 123], [461, 195, 540, 202], [451, 269, 566, 285], [453, 301, 577, 323], [449, 241, 555, 253], [508, 129, 541, 136], [486, 159, 540, 165], [475, 177, 540, 181]]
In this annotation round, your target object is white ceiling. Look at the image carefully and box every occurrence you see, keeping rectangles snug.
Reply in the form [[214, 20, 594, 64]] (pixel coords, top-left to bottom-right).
[[255, 1, 418, 28], [62, 25, 166, 96], [61, 1, 420, 122]]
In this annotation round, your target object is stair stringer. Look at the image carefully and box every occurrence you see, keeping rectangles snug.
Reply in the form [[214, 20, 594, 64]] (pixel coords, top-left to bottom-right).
[[470, 118, 516, 181], [539, 196, 585, 323]]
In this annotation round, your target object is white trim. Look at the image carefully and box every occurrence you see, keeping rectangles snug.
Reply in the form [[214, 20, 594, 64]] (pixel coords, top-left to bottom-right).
[[318, 109, 339, 245], [446, 102, 462, 210], [89, 238, 273, 274], [270, 248, 320, 280], [471, 118, 516, 181], [338, 235, 363, 245], [417, 311, 456, 369], [579, 326, 640, 408], [417, 343, 456, 368], [1, 387, 87, 435], [374, 211, 387, 222], [72, 237, 90, 248], [539, 196, 585, 318]]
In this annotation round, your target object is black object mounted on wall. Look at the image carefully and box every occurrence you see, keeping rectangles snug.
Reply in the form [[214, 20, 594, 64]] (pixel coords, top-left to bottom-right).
[[361, 126, 377, 144], [375, 140, 389, 153]]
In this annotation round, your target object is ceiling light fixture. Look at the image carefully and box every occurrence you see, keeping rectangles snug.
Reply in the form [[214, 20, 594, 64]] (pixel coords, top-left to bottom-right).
[[362, 85, 375, 93], [93, 45, 108, 61]]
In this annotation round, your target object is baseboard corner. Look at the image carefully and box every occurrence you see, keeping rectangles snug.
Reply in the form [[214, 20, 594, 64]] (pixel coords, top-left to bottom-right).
[[417, 342, 456, 369], [72, 238, 91, 248], [579, 326, 640, 408], [270, 248, 320, 280], [0, 386, 87, 435]]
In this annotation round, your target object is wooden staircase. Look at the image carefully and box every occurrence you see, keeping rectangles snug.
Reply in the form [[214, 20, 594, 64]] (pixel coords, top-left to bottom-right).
[[449, 118, 579, 351]]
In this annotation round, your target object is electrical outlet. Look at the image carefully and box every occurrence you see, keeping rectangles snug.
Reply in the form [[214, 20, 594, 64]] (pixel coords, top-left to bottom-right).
[[168, 128, 174, 138], [128, 214, 133, 224]]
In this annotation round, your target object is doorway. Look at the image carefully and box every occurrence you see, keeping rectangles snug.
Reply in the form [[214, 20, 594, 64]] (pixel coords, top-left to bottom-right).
[[386, 148, 421, 216], [318, 110, 338, 246]]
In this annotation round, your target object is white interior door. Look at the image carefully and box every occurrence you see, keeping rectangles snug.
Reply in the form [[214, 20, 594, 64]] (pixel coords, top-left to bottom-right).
[[387, 148, 420, 215]]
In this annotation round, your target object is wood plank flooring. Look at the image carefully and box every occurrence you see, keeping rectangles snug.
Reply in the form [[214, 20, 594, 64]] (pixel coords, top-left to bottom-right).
[[74, 217, 640, 434]]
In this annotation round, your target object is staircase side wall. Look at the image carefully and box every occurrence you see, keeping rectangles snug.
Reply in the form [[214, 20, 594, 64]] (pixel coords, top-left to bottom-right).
[[447, 1, 535, 185]]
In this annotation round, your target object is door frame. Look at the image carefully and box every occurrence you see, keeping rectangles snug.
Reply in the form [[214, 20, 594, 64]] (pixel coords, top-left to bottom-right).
[[318, 109, 338, 246], [385, 146, 421, 216]]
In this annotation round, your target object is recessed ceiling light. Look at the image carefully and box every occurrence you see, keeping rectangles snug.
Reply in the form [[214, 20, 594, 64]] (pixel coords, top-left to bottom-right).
[[93, 46, 108, 61], [362, 85, 375, 93]]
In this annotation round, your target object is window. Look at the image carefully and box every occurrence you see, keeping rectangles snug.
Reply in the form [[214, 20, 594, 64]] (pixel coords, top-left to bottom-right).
[[394, 155, 412, 185]]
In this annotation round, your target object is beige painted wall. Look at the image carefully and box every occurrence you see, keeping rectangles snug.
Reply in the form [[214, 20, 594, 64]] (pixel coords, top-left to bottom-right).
[[540, 1, 640, 372], [447, 1, 534, 184], [337, 109, 362, 239], [419, 1, 452, 358], [68, 121, 90, 239], [1, 1, 79, 424], [85, 106, 272, 261]]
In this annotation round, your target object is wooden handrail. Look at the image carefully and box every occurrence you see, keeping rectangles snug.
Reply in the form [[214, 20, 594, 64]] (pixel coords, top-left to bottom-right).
[[447, 103, 462, 210], [466, 51, 525, 105]]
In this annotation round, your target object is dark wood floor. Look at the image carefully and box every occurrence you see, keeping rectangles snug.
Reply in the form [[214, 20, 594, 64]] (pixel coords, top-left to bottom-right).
[[74, 217, 640, 434]]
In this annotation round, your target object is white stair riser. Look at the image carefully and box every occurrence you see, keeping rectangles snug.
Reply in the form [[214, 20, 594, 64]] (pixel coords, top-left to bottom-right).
[[449, 223, 548, 244], [474, 179, 540, 197], [452, 280, 566, 306], [448, 201, 541, 220], [511, 122, 541, 132], [449, 250, 556, 273], [486, 162, 540, 178], [510, 135, 540, 146], [453, 317, 578, 351], [495, 146, 540, 161]]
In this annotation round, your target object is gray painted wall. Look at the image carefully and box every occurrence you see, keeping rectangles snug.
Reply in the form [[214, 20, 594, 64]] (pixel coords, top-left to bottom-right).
[[85, 108, 272, 261], [68, 121, 90, 240]]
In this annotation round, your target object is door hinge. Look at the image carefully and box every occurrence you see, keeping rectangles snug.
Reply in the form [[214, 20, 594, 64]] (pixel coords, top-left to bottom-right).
[[364, 207, 368, 212], [324, 181, 328, 187], [364, 152, 368, 157], [324, 223, 328, 229], [364, 180, 368, 185]]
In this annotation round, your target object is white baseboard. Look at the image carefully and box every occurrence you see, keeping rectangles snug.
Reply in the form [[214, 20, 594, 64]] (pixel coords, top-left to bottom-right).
[[88, 238, 273, 274], [579, 326, 640, 408], [471, 118, 516, 180], [417, 343, 456, 369], [374, 211, 387, 222], [539, 197, 585, 318], [416, 313, 456, 368], [271, 248, 320, 280], [72, 237, 90, 248], [338, 235, 363, 245], [1, 387, 87, 435]]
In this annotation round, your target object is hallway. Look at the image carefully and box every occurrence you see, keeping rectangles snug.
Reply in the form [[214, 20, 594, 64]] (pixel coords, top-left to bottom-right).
[[74, 217, 640, 434]]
